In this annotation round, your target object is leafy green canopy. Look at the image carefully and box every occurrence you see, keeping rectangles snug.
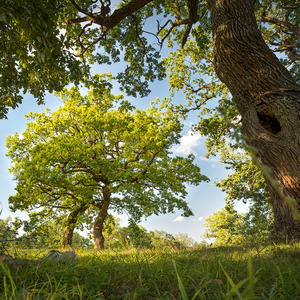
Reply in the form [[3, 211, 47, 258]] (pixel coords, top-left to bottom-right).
[[0, 0, 82, 119], [3, 0, 299, 120], [6, 74, 208, 231], [0, 0, 166, 118]]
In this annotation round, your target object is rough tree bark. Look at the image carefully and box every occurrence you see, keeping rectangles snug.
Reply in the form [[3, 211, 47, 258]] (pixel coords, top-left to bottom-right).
[[207, 0, 300, 241], [63, 204, 88, 247], [93, 187, 111, 250]]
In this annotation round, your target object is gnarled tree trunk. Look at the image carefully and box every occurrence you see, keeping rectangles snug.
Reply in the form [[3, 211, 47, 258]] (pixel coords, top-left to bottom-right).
[[93, 187, 110, 250], [63, 204, 88, 247], [207, 0, 300, 241]]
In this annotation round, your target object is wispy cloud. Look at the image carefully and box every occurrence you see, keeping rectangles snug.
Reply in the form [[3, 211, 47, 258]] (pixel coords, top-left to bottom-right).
[[199, 156, 219, 162], [193, 217, 204, 222], [173, 130, 201, 155], [173, 216, 185, 222]]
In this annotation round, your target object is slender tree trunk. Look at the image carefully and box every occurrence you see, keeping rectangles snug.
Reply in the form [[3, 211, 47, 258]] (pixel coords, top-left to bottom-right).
[[63, 204, 88, 247], [93, 187, 110, 250], [207, 0, 300, 240]]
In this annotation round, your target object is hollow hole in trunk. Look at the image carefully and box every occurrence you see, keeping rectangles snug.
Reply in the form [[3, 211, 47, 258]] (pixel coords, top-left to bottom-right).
[[257, 113, 281, 134]]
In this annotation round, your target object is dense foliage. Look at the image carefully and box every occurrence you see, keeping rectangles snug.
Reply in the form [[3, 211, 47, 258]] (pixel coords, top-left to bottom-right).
[[1, 0, 299, 119]]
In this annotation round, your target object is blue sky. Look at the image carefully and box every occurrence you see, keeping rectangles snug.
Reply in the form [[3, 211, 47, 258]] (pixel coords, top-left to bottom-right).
[[0, 1, 249, 242]]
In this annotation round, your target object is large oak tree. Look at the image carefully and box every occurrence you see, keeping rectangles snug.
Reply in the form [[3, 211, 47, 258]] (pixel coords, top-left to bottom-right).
[[6, 75, 207, 249], [2, 0, 300, 240]]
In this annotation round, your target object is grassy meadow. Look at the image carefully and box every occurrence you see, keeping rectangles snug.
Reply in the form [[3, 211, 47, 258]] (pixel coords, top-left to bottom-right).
[[1, 243, 300, 299]]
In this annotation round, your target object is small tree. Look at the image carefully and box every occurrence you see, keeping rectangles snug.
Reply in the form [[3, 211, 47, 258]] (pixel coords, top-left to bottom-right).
[[0, 217, 18, 253], [6, 75, 208, 249], [217, 147, 271, 215], [203, 207, 247, 246], [72, 232, 93, 249], [173, 233, 195, 248], [109, 222, 152, 249], [15, 220, 64, 249], [149, 230, 178, 249], [203, 204, 273, 246], [217, 147, 274, 242]]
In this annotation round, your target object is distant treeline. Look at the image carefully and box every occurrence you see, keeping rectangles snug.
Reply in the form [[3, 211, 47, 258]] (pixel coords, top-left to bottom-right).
[[0, 217, 199, 251]]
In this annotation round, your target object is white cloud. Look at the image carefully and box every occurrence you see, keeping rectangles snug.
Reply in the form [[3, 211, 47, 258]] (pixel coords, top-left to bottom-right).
[[197, 217, 204, 221], [173, 216, 185, 222], [173, 130, 201, 155], [199, 156, 219, 162]]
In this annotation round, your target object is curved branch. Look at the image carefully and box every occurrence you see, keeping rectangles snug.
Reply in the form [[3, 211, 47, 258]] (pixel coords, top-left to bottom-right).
[[68, 0, 154, 30], [181, 81, 214, 94], [261, 15, 300, 39]]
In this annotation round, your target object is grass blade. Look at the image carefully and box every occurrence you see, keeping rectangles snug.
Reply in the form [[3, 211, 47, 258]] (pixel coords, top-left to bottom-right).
[[244, 256, 256, 299], [0, 255, 16, 299], [172, 260, 188, 300], [219, 260, 247, 300]]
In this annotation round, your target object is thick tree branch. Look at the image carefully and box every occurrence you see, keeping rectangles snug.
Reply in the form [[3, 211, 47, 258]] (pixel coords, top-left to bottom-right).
[[261, 15, 300, 39], [68, 0, 154, 31]]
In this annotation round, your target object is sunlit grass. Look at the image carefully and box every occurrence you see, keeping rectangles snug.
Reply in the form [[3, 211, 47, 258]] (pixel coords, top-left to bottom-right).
[[1, 243, 300, 299]]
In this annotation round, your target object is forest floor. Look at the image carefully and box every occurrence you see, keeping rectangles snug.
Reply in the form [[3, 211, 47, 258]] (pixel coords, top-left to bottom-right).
[[0, 243, 300, 299]]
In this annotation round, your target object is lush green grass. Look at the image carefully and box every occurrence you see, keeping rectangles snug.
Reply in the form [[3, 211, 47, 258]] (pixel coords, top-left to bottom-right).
[[1, 243, 300, 299]]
